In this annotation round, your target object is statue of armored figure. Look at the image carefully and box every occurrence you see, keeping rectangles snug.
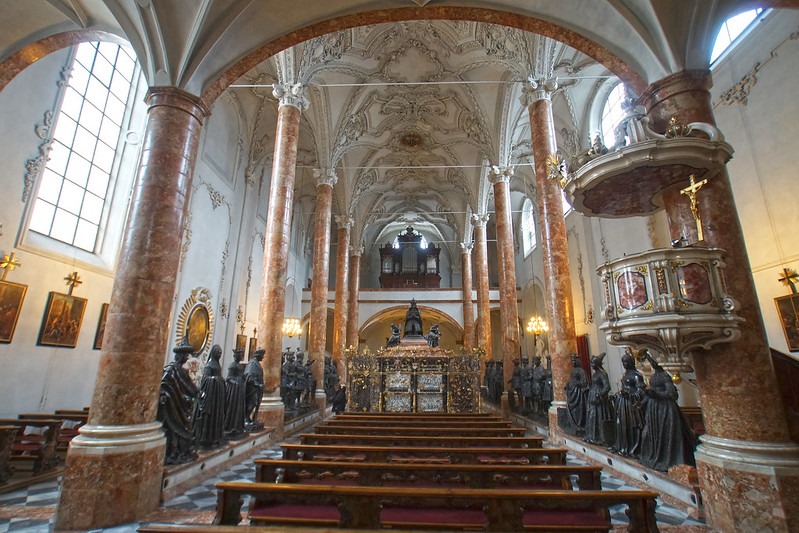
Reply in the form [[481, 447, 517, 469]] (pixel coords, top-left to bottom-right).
[[386, 323, 401, 348], [426, 323, 441, 347], [244, 348, 265, 431], [324, 355, 339, 401], [158, 339, 198, 464]]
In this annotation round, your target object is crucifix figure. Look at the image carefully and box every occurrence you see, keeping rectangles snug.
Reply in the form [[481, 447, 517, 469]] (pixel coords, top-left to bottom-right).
[[64, 271, 82, 295], [680, 174, 708, 242], [778, 267, 798, 294]]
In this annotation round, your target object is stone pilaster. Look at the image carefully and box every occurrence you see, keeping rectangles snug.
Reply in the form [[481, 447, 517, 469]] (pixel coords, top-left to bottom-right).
[[460, 242, 475, 351], [256, 84, 307, 431], [308, 168, 336, 407], [332, 216, 352, 374], [346, 245, 363, 352], [490, 165, 521, 400], [471, 213, 492, 362], [524, 78, 577, 430], [640, 70, 799, 533], [55, 87, 209, 530]]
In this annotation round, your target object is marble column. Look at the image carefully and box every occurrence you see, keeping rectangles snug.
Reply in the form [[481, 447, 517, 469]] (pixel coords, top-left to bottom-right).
[[490, 165, 521, 404], [460, 242, 475, 351], [346, 246, 363, 352], [308, 168, 336, 407], [55, 88, 209, 530], [332, 216, 352, 374], [471, 213, 492, 362], [640, 70, 799, 533], [256, 84, 307, 432], [525, 79, 577, 430]]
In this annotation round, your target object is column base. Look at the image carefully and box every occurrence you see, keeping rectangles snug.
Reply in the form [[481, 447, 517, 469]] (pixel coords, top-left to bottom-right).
[[54, 423, 165, 531], [315, 389, 328, 415], [547, 401, 568, 445], [257, 397, 286, 441], [695, 435, 799, 533]]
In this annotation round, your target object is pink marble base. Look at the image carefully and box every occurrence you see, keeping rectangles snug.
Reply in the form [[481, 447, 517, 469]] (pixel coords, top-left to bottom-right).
[[256, 402, 286, 441], [54, 444, 164, 530], [697, 459, 799, 533]]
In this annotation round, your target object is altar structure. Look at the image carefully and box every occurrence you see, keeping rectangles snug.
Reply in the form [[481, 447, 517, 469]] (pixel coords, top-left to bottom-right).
[[347, 300, 481, 413]]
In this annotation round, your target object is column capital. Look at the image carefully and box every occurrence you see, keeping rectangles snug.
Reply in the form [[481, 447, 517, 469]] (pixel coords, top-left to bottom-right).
[[489, 165, 514, 184], [335, 214, 354, 229], [522, 77, 559, 105], [349, 245, 364, 256], [272, 83, 309, 110], [471, 213, 490, 227], [460, 241, 474, 254], [313, 168, 338, 188]]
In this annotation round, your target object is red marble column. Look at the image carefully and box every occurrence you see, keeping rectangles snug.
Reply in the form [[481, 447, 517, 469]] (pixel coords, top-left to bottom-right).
[[308, 169, 336, 407], [525, 79, 577, 429], [490, 166, 521, 403], [346, 246, 362, 346], [332, 216, 352, 372], [640, 70, 799, 533], [471, 214, 492, 362], [55, 87, 209, 530], [256, 84, 307, 431], [460, 242, 475, 351]]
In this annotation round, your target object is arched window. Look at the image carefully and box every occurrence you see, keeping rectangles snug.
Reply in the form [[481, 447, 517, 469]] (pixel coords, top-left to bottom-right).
[[711, 9, 764, 64], [601, 82, 627, 148], [28, 41, 139, 253], [521, 198, 536, 257]]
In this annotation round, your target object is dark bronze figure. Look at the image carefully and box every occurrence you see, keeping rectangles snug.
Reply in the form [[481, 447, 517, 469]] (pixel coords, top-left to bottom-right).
[[584, 353, 614, 446], [223, 347, 247, 439], [565, 354, 589, 432], [403, 299, 423, 337], [612, 348, 646, 457], [426, 323, 441, 347], [244, 348, 265, 431], [386, 323, 401, 347], [158, 339, 199, 464], [195, 344, 226, 449]]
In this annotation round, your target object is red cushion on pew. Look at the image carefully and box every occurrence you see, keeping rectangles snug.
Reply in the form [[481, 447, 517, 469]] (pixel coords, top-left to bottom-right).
[[250, 502, 339, 521], [381, 506, 488, 526], [522, 508, 609, 527]]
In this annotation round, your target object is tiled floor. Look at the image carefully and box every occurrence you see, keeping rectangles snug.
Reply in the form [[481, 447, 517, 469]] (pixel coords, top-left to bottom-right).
[[0, 437, 707, 532]]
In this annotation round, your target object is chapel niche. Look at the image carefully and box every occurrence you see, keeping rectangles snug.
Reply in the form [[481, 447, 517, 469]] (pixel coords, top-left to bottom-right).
[[378, 226, 441, 288]]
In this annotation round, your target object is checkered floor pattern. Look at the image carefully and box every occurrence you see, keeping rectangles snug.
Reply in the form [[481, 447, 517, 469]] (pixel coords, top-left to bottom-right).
[[0, 437, 705, 532]]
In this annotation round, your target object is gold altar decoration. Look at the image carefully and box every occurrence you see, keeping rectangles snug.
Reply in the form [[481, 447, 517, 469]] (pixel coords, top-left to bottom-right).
[[346, 345, 481, 413]]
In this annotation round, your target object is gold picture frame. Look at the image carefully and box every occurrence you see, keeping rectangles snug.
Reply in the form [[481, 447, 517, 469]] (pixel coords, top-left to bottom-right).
[[175, 287, 214, 358], [38, 291, 87, 348], [93, 303, 109, 350], [0, 280, 27, 343], [775, 294, 799, 352]]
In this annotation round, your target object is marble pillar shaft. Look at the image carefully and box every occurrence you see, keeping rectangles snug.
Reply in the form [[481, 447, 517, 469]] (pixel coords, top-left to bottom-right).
[[461, 248, 475, 351], [640, 70, 789, 443], [492, 174, 520, 384], [332, 224, 350, 365], [473, 220, 492, 361], [346, 250, 361, 349], [309, 181, 334, 392], [528, 97, 577, 404], [55, 87, 208, 530], [258, 103, 302, 396]]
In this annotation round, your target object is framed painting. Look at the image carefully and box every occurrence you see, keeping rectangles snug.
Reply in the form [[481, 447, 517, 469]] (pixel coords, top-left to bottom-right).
[[0, 280, 27, 343], [775, 294, 799, 352], [38, 292, 87, 348], [248, 336, 257, 360], [93, 303, 109, 350], [236, 334, 247, 354]]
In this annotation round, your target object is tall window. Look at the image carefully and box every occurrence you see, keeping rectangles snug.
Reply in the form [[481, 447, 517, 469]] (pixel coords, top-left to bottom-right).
[[521, 198, 536, 256], [711, 9, 764, 64], [601, 83, 627, 148], [29, 42, 136, 252]]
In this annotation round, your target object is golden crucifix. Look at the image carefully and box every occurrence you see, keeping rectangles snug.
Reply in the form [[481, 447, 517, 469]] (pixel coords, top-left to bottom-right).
[[779, 267, 798, 294], [0, 252, 21, 281], [64, 271, 82, 295], [680, 174, 708, 241]]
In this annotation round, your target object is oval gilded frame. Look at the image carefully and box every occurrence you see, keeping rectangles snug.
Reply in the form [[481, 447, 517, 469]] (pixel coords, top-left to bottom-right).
[[175, 287, 215, 360]]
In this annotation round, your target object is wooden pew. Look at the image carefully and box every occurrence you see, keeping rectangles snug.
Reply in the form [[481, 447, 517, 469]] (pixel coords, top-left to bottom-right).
[[282, 443, 567, 465], [213, 481, 660, 532], [300, 433, 543, 448], [0, 425, 19, 484], [255, 458, 603, 490], [19, 412, 88, 450], [0, 418, 63, 474], [333, 413, 499, 422], [320, 420, 515, 430], [313, 425, 527, 437]]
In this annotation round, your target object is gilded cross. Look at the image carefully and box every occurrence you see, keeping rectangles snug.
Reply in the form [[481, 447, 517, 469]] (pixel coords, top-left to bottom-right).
[[64, 271, 82, 295], [0, 252, 21, 281], [778, 267, 798, 294], [680, 175, 708, 241]]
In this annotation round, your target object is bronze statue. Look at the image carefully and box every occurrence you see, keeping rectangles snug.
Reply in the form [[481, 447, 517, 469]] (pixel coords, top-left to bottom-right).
[[332, 383, 347, 414], [223, 348, 247, 439], [386, 323, 401, 347], [612, 348, 646, 457], [403, 298, 423, 337], [426, 323, 441, 347], [639, 351, 697, 471], [565, 354, 589, 432], [157, 339, 198, 464], [244, 349, 265, 431], [584, 353, 614, 446], [195, 344, 226, 449]]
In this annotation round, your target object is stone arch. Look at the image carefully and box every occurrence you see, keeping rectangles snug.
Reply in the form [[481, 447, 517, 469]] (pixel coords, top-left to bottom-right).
[[359, 304, 464, 352]]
